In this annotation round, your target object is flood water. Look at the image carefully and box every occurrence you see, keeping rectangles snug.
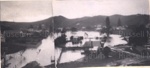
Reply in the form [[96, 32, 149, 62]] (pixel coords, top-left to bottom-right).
[[5, 31, 128, 68], [5, 36, 55, 68], [55, 31, 127, 64]]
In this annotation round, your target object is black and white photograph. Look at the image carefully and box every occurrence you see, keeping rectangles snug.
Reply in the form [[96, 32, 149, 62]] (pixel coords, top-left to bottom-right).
[[0, 0, 150, 68]]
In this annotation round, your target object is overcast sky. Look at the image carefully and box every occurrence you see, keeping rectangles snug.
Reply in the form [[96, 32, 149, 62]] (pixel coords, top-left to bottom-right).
[[0, 1, 52, 22], [0, 0, 149, 22]]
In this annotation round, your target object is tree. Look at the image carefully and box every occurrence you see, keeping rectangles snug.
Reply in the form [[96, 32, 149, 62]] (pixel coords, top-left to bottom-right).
[[38, 24, 42, 29], [129, 25, 148, 47], [105, 17, 111, 37], [117, 18, 122, 26], [128, 24, 149, 54]]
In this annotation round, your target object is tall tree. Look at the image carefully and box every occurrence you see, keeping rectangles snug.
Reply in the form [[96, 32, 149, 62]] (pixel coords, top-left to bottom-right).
[[117, 18, 122, 26], [38, 24, 42, 29], [106, 17, 111, 37]]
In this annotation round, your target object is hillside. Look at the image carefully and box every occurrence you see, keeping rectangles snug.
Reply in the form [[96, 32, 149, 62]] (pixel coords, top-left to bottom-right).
[[0, 14, 149, 31]]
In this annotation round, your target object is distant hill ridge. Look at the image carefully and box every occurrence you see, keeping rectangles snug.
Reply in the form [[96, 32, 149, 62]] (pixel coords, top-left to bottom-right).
[[0, 14, 149, 30]]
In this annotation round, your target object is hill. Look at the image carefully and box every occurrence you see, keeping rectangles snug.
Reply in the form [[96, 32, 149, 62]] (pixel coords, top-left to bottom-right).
[[0, 14, 149, 31]]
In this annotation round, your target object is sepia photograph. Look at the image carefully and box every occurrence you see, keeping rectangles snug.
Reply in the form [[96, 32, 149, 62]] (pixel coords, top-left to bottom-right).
[[0, 0, 150, 68]]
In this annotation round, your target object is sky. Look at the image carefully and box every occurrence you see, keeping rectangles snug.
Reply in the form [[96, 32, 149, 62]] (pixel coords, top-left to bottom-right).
[[0, 0, 149, 22], [0, 1, 53, 22]]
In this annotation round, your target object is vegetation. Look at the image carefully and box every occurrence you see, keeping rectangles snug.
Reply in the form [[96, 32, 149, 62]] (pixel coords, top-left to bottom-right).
[[105, 17, 111, 37], [117, 18, 122, 26], [128, 24, 149, 46], [71, 27, 77, 32]]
